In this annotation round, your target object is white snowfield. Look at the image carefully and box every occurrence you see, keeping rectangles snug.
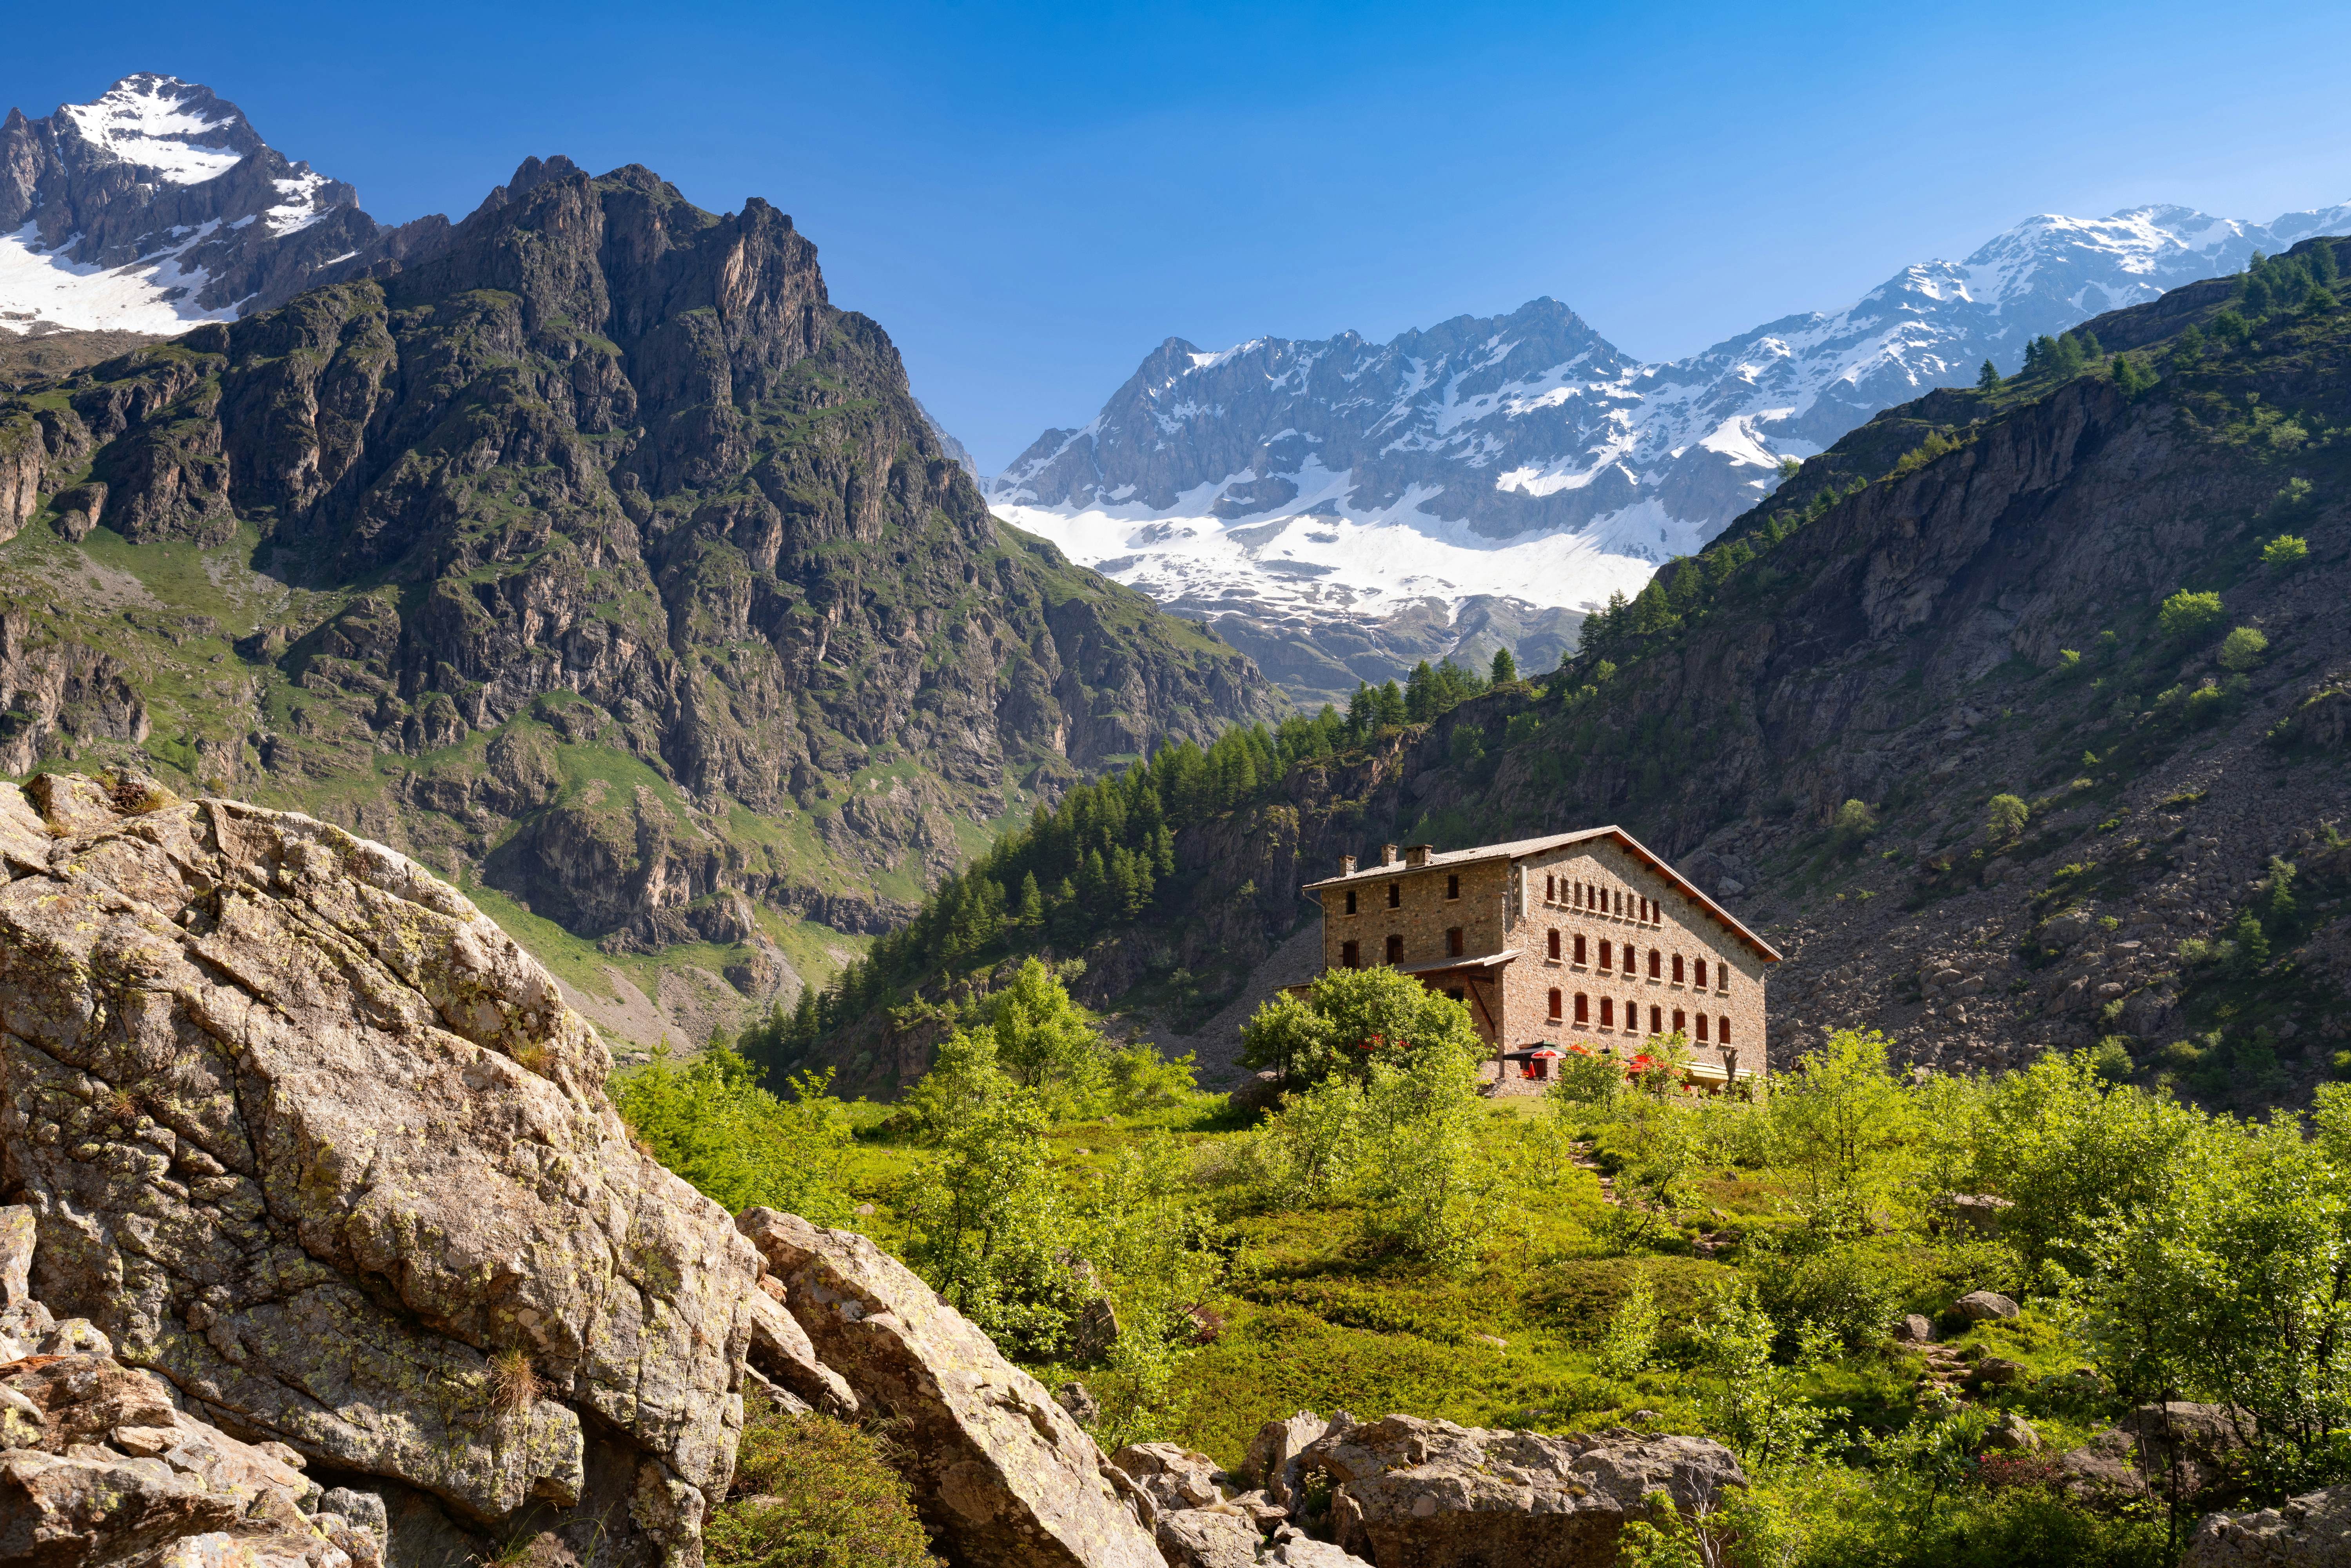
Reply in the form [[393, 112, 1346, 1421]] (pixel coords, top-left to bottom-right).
[[0, 222, 245, 335], [993, 199, 2351, 628]]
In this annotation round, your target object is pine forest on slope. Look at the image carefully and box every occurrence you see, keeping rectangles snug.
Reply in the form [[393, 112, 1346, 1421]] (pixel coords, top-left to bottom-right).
[[783, 237, 2351, 1113], [0, 148, 1279, 1050], [992, 202, 2351, 706]]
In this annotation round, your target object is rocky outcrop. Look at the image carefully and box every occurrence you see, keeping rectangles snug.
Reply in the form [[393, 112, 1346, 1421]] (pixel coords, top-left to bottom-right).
[[736, 1207, 1160, 1568], [2061, 1402, 2255, 1508], [1288, 1413, 1745, 1568], [2182, 1486, 2351, 1566], [0, 776, 764, 1568]]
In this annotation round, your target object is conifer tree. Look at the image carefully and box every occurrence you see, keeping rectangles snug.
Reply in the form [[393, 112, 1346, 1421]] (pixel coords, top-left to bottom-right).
[[1376, 680, 1409, 731], [1489, 646, 1517, 685], [1016, 871, 1045, 928], [1976, 359, 2001, 392]]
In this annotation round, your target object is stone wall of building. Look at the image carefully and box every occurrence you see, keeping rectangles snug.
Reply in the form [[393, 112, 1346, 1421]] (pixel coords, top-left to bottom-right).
[[1506, 839, 1769, 1080]]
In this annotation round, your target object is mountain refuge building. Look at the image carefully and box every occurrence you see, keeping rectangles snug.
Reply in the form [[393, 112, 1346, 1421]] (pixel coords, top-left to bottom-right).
[[1300, 828, 1780, 1087]]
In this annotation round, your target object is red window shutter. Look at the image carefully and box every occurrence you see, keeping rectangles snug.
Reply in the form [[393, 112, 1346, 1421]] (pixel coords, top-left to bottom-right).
[[1720, 1015, 1731, 1043], [1575, 992, 1589, 1023], [1574, 934, 1587, 965], [1600, 997, 1613, 1027], [1548, 929, 1561, 960], [1696, 1014, 1709, 1042], [1649, 1005, 1661, 1034], [1548, 988, 1562, 1019]]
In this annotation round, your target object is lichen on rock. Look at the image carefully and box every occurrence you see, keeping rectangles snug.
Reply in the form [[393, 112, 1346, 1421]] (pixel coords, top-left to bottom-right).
[[0, 777, 762, 1567]]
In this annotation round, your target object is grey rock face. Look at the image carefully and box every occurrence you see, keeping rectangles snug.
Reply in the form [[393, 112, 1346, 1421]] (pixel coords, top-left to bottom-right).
[[736, 1206, 1162, 1568], [2062, 1403, 2257, 1508], [1290, 1413, 1745, 1568], [2182, 1485, 2351, 1567], [0, 778, 762, 1566]]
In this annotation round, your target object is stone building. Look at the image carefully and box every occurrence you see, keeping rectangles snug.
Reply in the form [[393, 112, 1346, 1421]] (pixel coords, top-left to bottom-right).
[[1299, 828, 1780, 1087]]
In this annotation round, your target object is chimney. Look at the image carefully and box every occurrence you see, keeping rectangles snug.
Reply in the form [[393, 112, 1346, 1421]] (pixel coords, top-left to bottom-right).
[[1405, 844, 1432, 867], [1381, 843, 1399, 866], [1340, 853, 1357, 875]]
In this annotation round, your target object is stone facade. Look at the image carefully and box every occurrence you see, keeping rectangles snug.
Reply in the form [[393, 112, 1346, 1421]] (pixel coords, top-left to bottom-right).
[[1304, 828, 1778, 1084]]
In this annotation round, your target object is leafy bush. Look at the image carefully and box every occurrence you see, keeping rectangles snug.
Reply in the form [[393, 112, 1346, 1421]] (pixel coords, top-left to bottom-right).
[[1239, 965, 1483, 1084], [614, 1045, 849, 1221], [2218, 625, 2270, 671], [2084, 1037, 2135, 1084], [2157, 589, 2225, 640], [1831, 798, 1878, 846], [709, 1392, 940, 1568], [1985, 794, 2029, 843], [2264, 531, 2311, 567]]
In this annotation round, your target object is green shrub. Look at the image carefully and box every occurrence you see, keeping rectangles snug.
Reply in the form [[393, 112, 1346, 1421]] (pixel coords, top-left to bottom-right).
[[2084, 1038, 2135, 1084], [2264, 531, 2310, 568], [2157, 589, 2225, 640], [1985, 794, 2029, 843], [2218, 625, 2270, 671], [709, 1393, 941, 1568], [614, 1045, 849, 1221], [1832, 798, 1878, 845]]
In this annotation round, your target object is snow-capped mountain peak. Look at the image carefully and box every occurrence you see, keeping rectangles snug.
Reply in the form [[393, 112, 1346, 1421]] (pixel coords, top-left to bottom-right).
[[990, 199, 2351, 703], [55, 74, 258, 187], [0, 74, 398, 338]]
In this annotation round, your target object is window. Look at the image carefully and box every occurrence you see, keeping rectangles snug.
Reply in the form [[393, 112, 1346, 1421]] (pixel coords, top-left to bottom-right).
[[1648, 948, 1661, 980], [1575, 992, 1589, 1023], [1572, 881, 1581, 907], [1388, 882, 1401, 909], [1649, 1004, 1662, 1035], [1695, 1013, 1709, 1042], [1344, 888, 1357, 915], [1385, 934, 1404, 965], [1694, 957, 1707, 989], [1341, 940, 1359, 969], [1614, 890, 1624, 916], [1548, 988, 1562, 1020], [1599, 939, 1613, 971], [1446, 927, 1464, 957], [1599, 997, 1613, 1027], [1573, 933, 1587, 965], [1673, 1008, 1685, 1035], [1672, 953, 1684, 984], [1446, 987, 1464, 1002], [1447, 873, 1460, 900], [1545, 874, 1555, 902], [1720, 1015, 1732, 1044], [1547, 929, 1561, 961], [1720, 971, 1731, 995]]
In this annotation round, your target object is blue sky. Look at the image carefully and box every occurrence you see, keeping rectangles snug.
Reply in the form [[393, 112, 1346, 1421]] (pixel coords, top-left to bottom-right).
[[11, 1, 2351, 469]]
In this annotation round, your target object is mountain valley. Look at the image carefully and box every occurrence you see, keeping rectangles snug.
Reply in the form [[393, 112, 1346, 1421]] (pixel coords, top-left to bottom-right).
[[0, 118, 1278, 1049]]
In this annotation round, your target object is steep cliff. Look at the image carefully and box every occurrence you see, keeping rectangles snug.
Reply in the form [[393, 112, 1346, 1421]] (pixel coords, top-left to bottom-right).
[[812, 239, 2351, 1109], [0, 156, 1277, 1040]]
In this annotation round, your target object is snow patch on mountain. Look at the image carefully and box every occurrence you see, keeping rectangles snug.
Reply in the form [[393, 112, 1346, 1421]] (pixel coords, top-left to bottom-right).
[[0, 221, 241, 334]]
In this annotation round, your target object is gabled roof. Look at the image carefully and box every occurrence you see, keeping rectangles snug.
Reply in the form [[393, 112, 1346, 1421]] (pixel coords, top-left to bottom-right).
[[1301, 825, 1781, 963]]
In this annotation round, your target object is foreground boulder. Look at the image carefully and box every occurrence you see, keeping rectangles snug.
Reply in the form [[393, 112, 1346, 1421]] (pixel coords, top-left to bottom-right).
[[0, 1212, 383, 1568], [2061, 1402, 2255, 1508], [0, 779, 764, 1567], [1290, 1413, 1745, 1567], [2182, 1485, 2351, 1566], [738, 1207, 1161, 1568]]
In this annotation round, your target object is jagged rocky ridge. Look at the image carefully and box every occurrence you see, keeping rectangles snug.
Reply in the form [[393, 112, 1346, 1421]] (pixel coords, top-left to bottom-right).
[[0, 154, 1276, 1020], [0, 74, 443, 337], [835, 237, 2351, 1102], [992, 203, 2351, 703]]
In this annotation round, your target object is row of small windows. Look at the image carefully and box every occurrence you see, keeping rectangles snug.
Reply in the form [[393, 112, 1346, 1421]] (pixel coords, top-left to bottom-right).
[[1546, 988, 1733, 1042], [1545, 874, 1658, 925], [1341, 872, 1461, 916], [1338, 928, 1465, 968], [1543, 930, 1730, 991]]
